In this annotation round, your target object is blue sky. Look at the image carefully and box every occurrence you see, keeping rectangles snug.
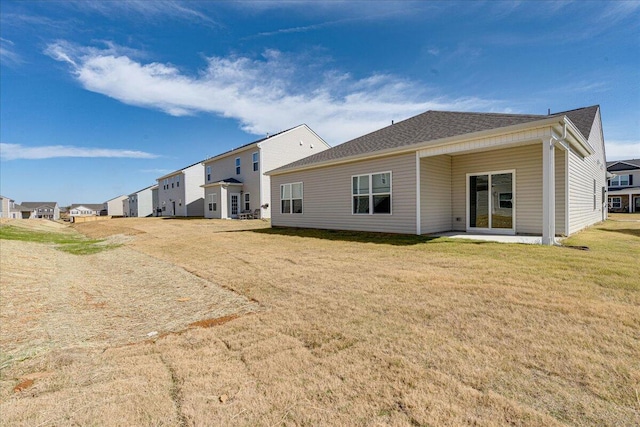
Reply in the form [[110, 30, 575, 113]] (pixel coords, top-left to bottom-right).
[[1, 0, 639, 206]]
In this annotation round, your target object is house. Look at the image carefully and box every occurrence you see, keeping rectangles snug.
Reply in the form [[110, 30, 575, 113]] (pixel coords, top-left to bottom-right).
[[104, 195, 128, 216], [157, 162, 204, 217], [122, 197, 130, 217], [201, 124, 329, 219], [268, 106, 607, 245], [69, 204, 104, 217], [18, 202, 61, 220], [0, 195, 21, 219], [606, 159, 640, 213], [126, 184, 158, 217]]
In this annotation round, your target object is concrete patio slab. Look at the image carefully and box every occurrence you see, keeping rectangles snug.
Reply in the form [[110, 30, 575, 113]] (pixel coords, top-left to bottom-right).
[[432, 232, 545, 244]]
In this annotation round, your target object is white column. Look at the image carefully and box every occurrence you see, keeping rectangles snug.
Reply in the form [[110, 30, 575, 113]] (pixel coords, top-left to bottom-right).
[[629, 192, 633, 213], [542, 137, 556, 245], [416, 152, 421, 235]]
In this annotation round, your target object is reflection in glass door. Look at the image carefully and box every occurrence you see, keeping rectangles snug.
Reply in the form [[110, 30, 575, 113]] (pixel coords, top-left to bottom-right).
[[469, 171, 514, 232]]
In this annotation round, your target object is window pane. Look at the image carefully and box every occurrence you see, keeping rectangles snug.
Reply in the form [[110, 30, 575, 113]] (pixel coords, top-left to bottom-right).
[[292, 183, 303, 199], [372, 173, 390, 193], [373, 195, 391, 214], [281, 184, 291, 199], [353, 196, 369, 214], [292, 199, 303, 214], [282, 199, 291, 214]]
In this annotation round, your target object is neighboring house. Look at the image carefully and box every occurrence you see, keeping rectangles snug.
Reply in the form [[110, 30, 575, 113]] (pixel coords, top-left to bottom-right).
[[69, 204, 103, 217], [268, 106, 607, 245], [202, 124, 329, 219], [157, 162, 204, 217], [104, 195, 128, 216], [606, 159, 640, 213], [19, 202, 60, 220], [127, 184, 158, 217], [0, 195, 21, 219], [122, 197, 130, 217]]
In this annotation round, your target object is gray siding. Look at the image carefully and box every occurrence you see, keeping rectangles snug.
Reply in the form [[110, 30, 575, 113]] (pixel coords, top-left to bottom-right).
[[451, 144, 543, 234], [568, 109, 607, 234], [420, 155, 453, 233], [271, 153, 417, 234]]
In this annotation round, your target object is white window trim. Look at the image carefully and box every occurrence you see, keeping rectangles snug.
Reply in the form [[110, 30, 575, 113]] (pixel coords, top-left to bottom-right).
[[280, 182, 303, 214], [465, 169, 516, 235], [208, 193, 217, 211], [609, 197, 622, 209], [206, 166, 211, 182], [252, 152, 259, 172], [235, 157, 241, 175], [609, 175, 630, 187], [351, 171, 393, 215], [244, 193, 250, 211]]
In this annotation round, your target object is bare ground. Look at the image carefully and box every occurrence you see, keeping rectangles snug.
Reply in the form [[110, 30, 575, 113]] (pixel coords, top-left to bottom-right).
[[1, 217, 639, 426]]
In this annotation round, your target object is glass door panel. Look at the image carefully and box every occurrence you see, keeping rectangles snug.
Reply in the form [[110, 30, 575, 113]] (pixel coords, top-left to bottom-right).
[[491, 173, 513, 229], [469, 175, 489, 228]]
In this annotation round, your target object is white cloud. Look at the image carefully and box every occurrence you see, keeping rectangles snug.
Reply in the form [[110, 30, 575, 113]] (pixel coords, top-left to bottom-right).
[[605, 140, 640, 161], [45, 42, 504, 144], [140, 168, 172, 174], [0, 38, 23, 66], [0, 143, 159, 161]]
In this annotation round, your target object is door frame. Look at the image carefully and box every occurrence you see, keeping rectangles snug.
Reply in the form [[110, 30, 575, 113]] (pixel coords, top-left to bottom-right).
[[230, 193, 240, 218], [466, 169, 516, 235]]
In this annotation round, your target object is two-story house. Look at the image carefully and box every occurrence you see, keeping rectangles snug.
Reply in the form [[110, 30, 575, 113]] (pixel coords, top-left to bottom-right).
[[104, 195, 128, 217], [19, 202, 60, 220], [157, 161, 204, 217], [0, 195, 21, 219], [201, 124, 329, 220], [607, 159, 640, 213], [127, 184, 158, 217]]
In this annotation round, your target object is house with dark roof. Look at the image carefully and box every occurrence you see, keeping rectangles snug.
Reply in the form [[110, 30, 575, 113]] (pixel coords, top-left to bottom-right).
[[267, 106, 607, 245], [19, 202, 60, 220], [606, 159, 640, 213], [69, 204, 104, 217], [200, 124, 329, 219]]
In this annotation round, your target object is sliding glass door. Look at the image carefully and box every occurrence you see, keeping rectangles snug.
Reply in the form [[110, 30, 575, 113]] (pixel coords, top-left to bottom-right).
[[468, 171, 514, 233]]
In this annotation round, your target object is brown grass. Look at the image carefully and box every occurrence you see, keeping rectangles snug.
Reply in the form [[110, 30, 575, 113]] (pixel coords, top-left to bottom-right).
[[1, 217, 638, 426]]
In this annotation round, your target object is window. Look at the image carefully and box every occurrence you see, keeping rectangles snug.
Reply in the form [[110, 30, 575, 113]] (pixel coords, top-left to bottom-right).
[[235, 157, 241, 175], [352, 172, 391, 215], [206, 166, 211, 182], [281, 183, 303, 214], [609, 174, 631, 187], [163, 178, 168, 190], [176, 176, 180, 187], [609, 197, 622, 209], [208, 193, 217, 212], [252, 152, 259, 172], [244, 193, 250, 211], [499, 192, 513, 209]]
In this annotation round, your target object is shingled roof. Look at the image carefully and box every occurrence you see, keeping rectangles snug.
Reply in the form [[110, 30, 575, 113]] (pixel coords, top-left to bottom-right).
[[607, 159, 640, 171], [270, 106, 599, 173], [19, 202, 58, 210]]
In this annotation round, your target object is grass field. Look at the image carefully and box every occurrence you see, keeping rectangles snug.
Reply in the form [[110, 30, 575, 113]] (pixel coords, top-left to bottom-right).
[[0, 216, 638, 426]]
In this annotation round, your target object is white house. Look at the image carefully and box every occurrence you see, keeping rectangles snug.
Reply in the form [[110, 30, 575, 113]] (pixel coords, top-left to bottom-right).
[[104, 195, 128, 216], [268, 106, 607, 245], [69, 204, 103, 217], [607, 159, 640, 213], [127, 184, 158, 217], [202, 124, 329, 219], [0, 195, 21, 219], [157, 162, 204, 217]]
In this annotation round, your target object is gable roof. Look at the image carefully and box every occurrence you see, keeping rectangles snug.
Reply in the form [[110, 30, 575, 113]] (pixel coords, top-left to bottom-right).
[[157, 159, 205, 181], [269, 106, 599, 174], [607, 159, 640, 171], [19, 202, 58, 210]]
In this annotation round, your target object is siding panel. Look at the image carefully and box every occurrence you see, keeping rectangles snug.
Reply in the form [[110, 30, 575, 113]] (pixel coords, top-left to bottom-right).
[[421, 155, 452, 233], [271, 153, 417, 234]]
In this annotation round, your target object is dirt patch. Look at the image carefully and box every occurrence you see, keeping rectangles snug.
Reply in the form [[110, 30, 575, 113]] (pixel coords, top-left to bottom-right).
[[188, 314, 240, 329]]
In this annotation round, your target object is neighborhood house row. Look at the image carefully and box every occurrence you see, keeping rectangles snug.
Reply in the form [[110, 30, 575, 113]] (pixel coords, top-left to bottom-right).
[[4, 105, 637, 246]]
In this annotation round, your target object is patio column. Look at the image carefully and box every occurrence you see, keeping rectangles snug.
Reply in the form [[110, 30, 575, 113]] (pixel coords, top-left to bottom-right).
[[542, 137, 555, 245], [415, 152, 421, 235], [630, 193, 633, 213]]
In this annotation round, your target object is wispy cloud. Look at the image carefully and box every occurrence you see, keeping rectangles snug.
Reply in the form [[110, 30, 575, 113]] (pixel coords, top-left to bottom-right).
[[140, 168, 172, 174], [0, 143, 159, 161], [605, 140, 640, 161], [45, 41, 504, 143], [64, 0, 217, 26], [0, 38, 23, 66]]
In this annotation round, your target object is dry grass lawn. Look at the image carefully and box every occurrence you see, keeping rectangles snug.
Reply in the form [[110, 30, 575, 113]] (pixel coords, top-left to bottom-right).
[[1, 216, 639, 426]]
